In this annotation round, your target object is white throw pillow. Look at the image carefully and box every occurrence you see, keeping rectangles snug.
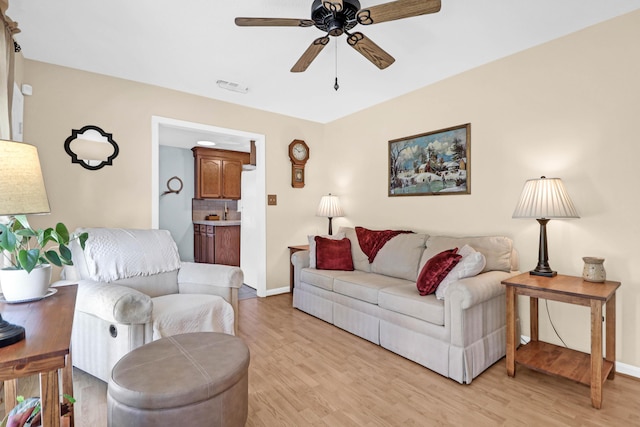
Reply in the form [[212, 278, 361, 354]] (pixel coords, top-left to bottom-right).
[[435, 244, 486, 300], [308, 233, 346, 269]]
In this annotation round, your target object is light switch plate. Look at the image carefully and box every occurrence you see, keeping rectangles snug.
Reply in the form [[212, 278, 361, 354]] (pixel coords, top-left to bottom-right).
[[267, 194, 277, 205]]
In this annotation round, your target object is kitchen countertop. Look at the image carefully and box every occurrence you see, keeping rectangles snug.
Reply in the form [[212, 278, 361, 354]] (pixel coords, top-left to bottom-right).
[[194, 220, 241, 226]]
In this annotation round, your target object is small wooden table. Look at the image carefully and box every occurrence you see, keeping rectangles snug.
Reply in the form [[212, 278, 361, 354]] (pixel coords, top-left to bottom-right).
[[0, 285, 77, 426], [288, 245, 309, 293], [501, 273, 620, 409]]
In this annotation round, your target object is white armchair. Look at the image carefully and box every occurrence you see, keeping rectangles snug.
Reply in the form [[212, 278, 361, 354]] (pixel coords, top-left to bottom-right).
[[58, 228, 243, 383]]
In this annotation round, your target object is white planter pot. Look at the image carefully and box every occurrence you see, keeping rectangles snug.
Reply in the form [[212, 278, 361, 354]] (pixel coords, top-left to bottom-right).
[[0, 264, 52, 302]]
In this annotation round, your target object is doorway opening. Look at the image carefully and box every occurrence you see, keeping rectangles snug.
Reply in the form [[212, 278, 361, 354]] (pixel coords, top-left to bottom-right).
[[151, 116, 267, 297]]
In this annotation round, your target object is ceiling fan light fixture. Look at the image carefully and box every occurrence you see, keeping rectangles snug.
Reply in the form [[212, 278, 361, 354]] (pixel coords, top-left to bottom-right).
[[216, 80, 249, 94], [311, 0, 360, 34], [236, 0, 440, 74]]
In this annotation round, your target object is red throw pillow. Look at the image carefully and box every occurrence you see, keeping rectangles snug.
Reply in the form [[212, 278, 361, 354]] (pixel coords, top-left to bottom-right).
[[416, 248, 462, 296], [315, 236, 354, 271]]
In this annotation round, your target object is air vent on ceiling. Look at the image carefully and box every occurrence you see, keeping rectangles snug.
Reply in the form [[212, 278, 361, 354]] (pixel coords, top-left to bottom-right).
[[216, 80, 249, 94]]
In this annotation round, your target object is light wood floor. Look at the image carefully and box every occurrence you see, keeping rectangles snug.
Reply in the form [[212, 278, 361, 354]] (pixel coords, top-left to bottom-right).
[[3, 294, 640, 426]]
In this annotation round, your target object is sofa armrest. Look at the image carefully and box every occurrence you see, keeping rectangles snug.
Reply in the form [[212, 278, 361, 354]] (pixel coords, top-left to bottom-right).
[[446, 270, 520, 348], [177, 262, 243, 336], [73, 280, 152, 324], [291, 250, 310, 268], [291, 250, 310, 289], [177, 262, 244, 289], [446, 271, 517, 310]]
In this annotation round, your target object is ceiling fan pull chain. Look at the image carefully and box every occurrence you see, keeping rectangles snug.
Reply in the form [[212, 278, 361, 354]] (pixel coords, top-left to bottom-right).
[[334, 40, 340, 91]]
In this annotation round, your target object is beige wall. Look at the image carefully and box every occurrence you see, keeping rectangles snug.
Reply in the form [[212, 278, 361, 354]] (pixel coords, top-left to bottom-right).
[[21, 60, 324, 288], [21, 10, 640, 368], [318, 10, 640, 368]]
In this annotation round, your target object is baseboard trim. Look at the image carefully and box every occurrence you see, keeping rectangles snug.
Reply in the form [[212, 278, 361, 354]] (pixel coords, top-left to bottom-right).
[[616, 362, 640, 379], [520, 335, 639, 379], [264, 286, 290, 297]]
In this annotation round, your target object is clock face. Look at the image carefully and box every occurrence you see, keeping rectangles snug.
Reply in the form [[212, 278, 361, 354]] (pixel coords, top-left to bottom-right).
[[292, 143, 308, 161]]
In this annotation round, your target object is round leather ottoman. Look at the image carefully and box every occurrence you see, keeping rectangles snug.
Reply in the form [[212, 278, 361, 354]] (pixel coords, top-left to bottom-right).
[[107, 332, 250, 427]]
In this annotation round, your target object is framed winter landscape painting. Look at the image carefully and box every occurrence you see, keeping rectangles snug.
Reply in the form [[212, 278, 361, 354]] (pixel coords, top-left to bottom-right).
[[388, 123, 470, 197]]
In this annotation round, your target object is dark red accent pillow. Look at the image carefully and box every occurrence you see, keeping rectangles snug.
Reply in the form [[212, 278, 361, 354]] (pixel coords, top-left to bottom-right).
[[416, 248, 462, 296], [315, 236, 354, 271]]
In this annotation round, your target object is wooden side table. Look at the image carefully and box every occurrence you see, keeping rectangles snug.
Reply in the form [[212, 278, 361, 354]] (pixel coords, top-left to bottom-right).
[[501, 273, 620, 409], [0, 284, 77, 426], [288, 245, 309, 293]]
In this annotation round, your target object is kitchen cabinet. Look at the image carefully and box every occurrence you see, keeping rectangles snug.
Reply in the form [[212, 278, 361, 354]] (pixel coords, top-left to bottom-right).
[[193, 223, 240, 267], [214, 226, 240, 266], [192, 147, 249, 200], [193, 224, 215, 263]]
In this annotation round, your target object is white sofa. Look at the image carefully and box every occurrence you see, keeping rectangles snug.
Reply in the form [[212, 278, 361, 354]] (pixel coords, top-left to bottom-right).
[[58, 228, 243, 383], [292, 226, 520, 384]]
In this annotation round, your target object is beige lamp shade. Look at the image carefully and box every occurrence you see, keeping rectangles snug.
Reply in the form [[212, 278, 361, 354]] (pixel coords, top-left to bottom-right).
[[0, 140, 51, 216], [316, 193, 344, 218], [316, 193, 344, 235], [512, 176, 579, 219]]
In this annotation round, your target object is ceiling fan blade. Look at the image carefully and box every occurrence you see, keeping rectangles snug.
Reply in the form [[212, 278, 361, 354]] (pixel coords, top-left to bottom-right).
[[322, 0, 344, 12], [291, 36, 330, 73], [235, 17, 315, 27], [346, 32, 395, 70], [357, 0, 441, 25]]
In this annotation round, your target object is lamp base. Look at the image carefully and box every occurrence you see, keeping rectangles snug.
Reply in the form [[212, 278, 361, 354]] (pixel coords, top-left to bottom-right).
[[0, 315, 25, 348], [530, 218, 557, 278], [529, 269, 557, 277]]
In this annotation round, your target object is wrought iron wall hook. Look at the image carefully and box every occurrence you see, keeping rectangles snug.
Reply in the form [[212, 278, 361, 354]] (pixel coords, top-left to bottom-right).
[[161, 176, 183, 196]]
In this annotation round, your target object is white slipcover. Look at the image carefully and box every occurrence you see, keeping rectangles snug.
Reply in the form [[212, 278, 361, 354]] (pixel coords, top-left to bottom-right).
[[58, 228, 243, 383]]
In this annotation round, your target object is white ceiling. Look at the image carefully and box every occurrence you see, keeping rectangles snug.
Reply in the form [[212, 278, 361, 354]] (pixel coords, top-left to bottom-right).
[[158, 123, 253, 152], [8, 1, 640, 129]]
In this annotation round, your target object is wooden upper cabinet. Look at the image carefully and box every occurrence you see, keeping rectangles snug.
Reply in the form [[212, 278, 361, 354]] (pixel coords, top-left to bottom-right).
[[193, 147, 250, 200], [198, 157, 223, 198], [222, 160, 242, 199]]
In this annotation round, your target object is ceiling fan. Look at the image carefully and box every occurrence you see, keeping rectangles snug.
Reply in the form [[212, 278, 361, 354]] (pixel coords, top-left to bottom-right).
[[235, 0, 441, 73]]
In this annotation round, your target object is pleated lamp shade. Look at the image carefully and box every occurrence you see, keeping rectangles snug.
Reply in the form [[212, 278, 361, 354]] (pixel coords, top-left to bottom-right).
[[0, 140, 51, 216], [316, 194, 344, 235], [316, 194, 344, 218], [512, 177, 579, 219]]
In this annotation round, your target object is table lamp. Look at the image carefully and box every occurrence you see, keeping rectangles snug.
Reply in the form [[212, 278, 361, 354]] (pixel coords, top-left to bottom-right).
[[316, 193, 344, 235], [512, 176, 579, 277], [0, 140, 51, 347]]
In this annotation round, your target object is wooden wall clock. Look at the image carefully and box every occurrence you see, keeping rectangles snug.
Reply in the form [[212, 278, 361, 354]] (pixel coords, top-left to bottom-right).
[[288, 139, 309, 188]]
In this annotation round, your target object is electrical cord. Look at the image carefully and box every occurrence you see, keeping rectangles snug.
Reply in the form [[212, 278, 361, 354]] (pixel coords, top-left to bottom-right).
[[545, 299, 568, 347]]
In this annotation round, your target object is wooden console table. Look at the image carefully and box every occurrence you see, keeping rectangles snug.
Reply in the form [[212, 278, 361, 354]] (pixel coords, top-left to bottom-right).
[[288, 245, 309, 293], [0, 284, 77, 426], [502, 273, 620, 409]]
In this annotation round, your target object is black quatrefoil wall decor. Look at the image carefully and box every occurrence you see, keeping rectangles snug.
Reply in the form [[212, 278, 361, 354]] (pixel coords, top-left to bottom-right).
[[64, 125, 120, 171]]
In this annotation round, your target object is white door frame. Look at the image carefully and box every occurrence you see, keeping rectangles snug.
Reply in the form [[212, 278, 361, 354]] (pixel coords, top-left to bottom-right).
[[151, 116, 267, 296]]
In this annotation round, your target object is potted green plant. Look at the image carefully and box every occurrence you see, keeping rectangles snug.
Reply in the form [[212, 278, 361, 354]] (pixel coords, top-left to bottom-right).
[[0, 215, 88, 302]]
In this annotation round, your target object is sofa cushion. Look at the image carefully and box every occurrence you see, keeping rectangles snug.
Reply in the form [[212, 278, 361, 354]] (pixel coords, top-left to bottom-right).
[[379, 284, 445, 326], [435, 245, 486, 300], [371, 233, 428, 281], [421, 236, 513, 273], [151, 294, 235, 340], [113, 271, 179, 298], [315, 236, 354, 271], [333, 272, 411, 305], [308, 232, 345, 269], [338, 227, 371, 272], [417, 249, 462, 296], [300, 268, 355, 291]]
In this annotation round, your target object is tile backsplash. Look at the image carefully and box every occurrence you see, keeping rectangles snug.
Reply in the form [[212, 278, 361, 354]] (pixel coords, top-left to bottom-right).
[[192, 199, 241, 221]]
